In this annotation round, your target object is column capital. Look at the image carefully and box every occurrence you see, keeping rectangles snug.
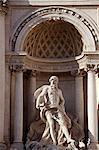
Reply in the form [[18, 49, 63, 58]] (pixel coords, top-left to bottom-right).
[[96, 65, 99, 78], [24, 70, 36, 79], [27, 70, 36, 78], [85, 64, 97, 73], [9, 64, 26, 72], [32, 70, 36, 77], [71, 69, 86, 77], [29, 70, 36, 78], [0, 0, 8, 14]]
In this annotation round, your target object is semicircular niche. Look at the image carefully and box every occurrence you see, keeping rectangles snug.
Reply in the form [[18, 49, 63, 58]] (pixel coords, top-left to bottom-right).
[[23, 20, 83, 59]]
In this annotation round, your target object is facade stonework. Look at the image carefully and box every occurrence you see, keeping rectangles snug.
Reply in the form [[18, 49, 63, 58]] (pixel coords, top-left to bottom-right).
[[0, 0, 99, 149]]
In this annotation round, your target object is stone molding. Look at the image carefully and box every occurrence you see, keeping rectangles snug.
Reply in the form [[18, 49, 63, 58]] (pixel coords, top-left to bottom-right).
[[6, 52, 86, 72], [9, 1, 99, 6], [11, 6, 98, 52], [6, 52, 99, 73]]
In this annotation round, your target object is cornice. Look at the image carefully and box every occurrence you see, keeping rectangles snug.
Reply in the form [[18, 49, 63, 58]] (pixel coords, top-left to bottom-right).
[[9, 1, 99, 6], [5, 52, 85, 72], [84, 51, 99, 64], [6, 51, 99, 73]]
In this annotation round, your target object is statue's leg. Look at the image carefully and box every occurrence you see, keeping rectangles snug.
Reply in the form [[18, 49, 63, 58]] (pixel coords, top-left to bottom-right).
[[42, 122, 50, 139], [57, 111, 73, 143], [45, 111, 56, 145], [61, 125, 72, 143]]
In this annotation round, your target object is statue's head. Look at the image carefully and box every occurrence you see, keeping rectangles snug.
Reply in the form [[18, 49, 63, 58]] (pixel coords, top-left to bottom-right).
[[49, 76, 59, 87]]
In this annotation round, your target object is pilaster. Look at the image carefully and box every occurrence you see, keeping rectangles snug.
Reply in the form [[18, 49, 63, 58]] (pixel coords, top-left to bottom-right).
[[0, 2, 7, 149]]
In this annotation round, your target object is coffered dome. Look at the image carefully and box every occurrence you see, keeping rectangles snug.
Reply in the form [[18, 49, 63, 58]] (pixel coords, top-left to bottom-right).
[[23, 20, 83, 59]]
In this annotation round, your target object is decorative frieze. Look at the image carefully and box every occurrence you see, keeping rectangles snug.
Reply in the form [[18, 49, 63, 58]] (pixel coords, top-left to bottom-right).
[[7, 52, 99, 74]]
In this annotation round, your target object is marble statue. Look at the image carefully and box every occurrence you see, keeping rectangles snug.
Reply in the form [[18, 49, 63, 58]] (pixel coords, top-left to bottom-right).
[[35, 76, 74, 144], [26, 76, 86, 150]]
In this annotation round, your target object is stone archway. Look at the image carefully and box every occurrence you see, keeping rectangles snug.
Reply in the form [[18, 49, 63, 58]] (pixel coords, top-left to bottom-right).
[[20, 18, 85, 143], [8, 6, 99, 149], [11, 6, 99, 53]]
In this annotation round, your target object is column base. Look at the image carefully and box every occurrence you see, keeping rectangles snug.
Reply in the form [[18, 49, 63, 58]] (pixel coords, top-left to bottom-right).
[[10, 142, 24, 150], [0, 143, 7, 150]]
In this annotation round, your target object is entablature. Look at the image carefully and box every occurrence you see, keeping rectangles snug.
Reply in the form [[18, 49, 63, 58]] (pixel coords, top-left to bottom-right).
[[4, 52, 97, 72]]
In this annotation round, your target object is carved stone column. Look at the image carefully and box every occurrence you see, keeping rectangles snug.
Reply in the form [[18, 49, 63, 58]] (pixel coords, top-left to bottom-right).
[[27, 70, 36, 125], [87, 64, 98, 141], [0, 4, 7, 150], [4, 65, 11, 144], [75, 71, 84, 128], [96, 67, 99, 107], [11, 64, 24, 150], [71, 70, 84, 127]]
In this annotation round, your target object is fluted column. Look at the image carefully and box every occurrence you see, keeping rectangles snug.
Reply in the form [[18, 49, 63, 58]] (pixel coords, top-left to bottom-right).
[[11, 64, 24, 150], [87, 64, 98, 141], [0, 4, 7, 150]]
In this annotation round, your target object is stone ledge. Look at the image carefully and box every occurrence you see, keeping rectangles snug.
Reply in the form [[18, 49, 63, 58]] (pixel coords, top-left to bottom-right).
[[9, 0, 99, 6]]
